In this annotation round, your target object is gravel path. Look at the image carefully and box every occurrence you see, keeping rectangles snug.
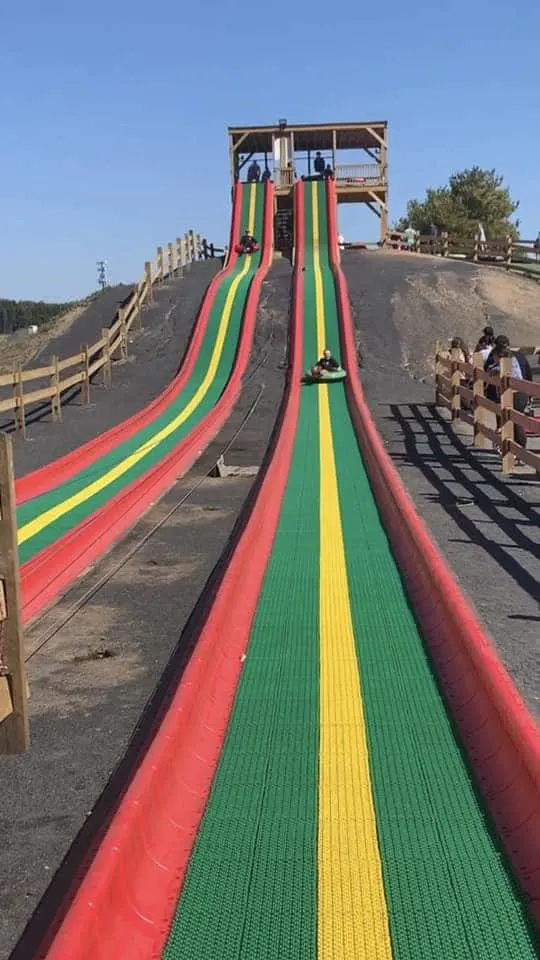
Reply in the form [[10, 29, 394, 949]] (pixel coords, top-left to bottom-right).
[[10, 262, 220, 478], [2, 260, 292, 960], [342, 249, 540, 720]]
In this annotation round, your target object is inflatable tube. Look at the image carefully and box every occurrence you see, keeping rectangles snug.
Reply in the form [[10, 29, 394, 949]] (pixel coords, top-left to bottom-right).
[[40, 183, 305, 960], [325, 177, 540, 930], [303, 367, 347, 383]]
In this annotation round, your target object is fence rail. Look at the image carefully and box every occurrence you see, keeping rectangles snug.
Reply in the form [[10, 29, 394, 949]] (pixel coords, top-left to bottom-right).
[[0, 230, 220, 436], [334, 163, 382, 184], [385, 230, 540, 276], [435, 346, 540, 475]]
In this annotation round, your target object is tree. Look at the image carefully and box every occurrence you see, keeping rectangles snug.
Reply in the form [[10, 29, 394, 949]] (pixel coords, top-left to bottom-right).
[[396, 167, 519, 238]]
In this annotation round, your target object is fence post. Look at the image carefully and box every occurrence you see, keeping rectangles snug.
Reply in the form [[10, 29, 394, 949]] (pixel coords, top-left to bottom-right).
[[434, 341, 442, 405], [441, 232, 449, 257], [202, 238, 208, 260], [132, 287, 142, 331], [50, 355, 62, 422], [167, 241, 174, 279], [210, 242, 215, 258], [82, 345, 91, 404], [119, 306, 128, 361], [0, 433, 29, 753], [195, 233, 202, 259], [176, 237, 184, 277], [450, 347, 462, 420], [157, 246, 164, 282], [145, 261, 153, 304], [473, 235, 479, 263], [185, 231, 193, 265], [102, 328, 112, 386], [505, 235, 513, 270], [500, 355, 514, 474], [472, 351, 488, 448], [14, 363, 25, 437]]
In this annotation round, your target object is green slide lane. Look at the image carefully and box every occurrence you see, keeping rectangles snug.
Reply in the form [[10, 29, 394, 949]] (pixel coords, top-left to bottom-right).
[[317, 180, 538, 958], [163, 188, 322, 959], [161, 179, 538, 958], [18, 183, 265, 565]]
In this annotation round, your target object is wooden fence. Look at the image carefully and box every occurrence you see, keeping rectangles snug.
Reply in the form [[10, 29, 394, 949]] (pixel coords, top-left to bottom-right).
[[435, 346, 540, 475], [0, 433, 28, 752], [384, 231, 540, 274], [0, 229, 226, 751], [0, 230, 222, 437]]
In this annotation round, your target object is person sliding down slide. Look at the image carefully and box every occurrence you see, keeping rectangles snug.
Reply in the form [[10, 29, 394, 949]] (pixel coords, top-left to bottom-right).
[[236, 231, 259, 254], [310, 348, 340, 379]]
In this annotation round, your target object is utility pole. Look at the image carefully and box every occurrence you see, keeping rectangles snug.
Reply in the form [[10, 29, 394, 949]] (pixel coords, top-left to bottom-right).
[[96, 260, 110, 291]]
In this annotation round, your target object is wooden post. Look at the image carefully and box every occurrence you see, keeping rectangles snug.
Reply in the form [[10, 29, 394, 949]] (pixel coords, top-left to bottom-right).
[[13, 363, 26, 437], [168, 241, 175, 278], [186, 231, 194, 264], [176, 237, 183, 274], [144, 261, 153, 304], [102, 328, 112, 387], [472, 351, 488, 448], [505, 235, 513, 270], [434, 341, 441, 404], [82, 345, 91, 404], [210, 242, 215, 258], [157, 246, 164, 282], [500, 355, 514, 474], [441, 232, 449, 257], [451, 347, 462, 420], [0, 433, 29, 753], [119, 307, 128, 361], [50, 355, 62, 422], [195, 233, 202, 260], [132, 289, 142, 331], [473, 235, 479, 263], [202, 238, 208, 260]]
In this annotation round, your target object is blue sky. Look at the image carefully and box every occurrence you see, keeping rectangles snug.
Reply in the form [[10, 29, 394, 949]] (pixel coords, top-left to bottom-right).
[[2, 0, 539, 301]]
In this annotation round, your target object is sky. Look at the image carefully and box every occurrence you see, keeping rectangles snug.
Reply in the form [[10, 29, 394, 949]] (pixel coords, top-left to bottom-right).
[[1, 0, 539, 301]]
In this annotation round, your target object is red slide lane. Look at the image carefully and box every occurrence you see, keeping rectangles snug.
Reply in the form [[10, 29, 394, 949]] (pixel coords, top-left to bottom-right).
[[326, 179, 540, 929], [22, 182, 274, 626], [16, 188, 243, 505], [42, 183, 305, 960]]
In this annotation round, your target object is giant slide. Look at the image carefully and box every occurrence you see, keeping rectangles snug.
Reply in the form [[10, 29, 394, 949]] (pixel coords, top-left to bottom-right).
[[27, 182, 540, 959], [16, 180, 273, 623]]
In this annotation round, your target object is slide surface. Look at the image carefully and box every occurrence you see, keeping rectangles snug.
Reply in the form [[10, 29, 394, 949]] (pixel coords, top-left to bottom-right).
[[163, 181, 538, 958], [37, 181, 539, 959], [18, 182, 270, 620]]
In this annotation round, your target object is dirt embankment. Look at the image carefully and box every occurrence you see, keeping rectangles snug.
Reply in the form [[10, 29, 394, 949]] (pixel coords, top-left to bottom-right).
[[343, 251, 540, 382]]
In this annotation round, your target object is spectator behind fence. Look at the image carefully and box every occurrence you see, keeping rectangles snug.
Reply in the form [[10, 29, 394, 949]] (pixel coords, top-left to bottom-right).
[[484, 334, 531, 451], [474, 322, 495, 357], [450, 336, 470, 364], [403, 225, 417, 251]]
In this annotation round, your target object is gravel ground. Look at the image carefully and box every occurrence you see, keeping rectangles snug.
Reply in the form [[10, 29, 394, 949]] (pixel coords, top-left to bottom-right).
[[1, 259, 292, 960], [10, 262, 220, 478], [342, 249, 540, 720]]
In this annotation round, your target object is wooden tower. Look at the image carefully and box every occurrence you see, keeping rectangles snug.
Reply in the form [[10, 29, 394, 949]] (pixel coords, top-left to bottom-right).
[[228, 119, 389, 245]]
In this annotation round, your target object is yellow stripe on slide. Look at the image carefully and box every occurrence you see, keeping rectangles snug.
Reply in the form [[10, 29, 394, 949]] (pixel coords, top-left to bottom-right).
[[313, 182, 392, 959], [19, 184, 258, 547]]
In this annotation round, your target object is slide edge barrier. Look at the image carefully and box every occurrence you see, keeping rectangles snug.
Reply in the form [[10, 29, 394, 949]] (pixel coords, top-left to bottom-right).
[[325, 178, 540, 929], [16, 185, 244, 505], [21, 182, 274, 625], [41, 181, 305, 960]]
